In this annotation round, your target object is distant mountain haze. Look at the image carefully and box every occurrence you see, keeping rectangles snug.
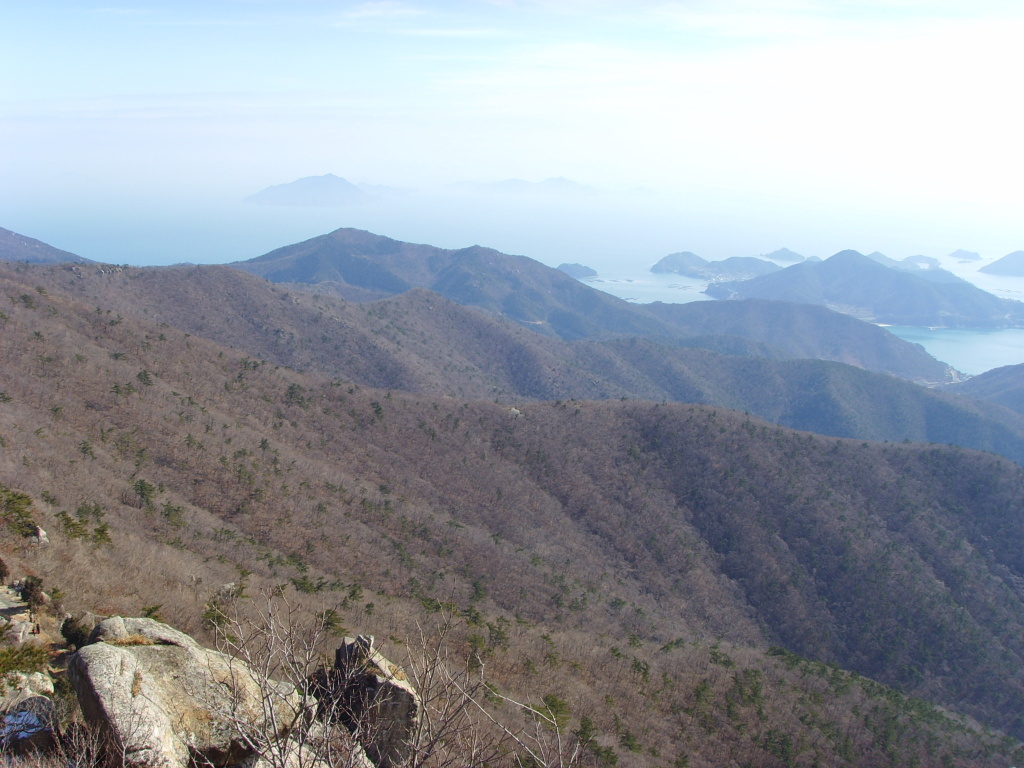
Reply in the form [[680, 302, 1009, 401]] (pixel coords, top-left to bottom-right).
[[233, 227, 688, 340], [950, 249, 982, 261], [649, 251, 707, 273], [243, 173, 370, 206], [556, 263, 597, 278], [903, 254, 941, 269]]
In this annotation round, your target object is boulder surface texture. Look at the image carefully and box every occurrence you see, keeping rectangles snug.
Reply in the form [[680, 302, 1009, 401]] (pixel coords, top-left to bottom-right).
[[68, 617, 299, 768]]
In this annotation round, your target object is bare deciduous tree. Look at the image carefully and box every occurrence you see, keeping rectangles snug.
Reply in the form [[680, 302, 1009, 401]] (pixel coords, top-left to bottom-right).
[[207, 593, 587, 768]]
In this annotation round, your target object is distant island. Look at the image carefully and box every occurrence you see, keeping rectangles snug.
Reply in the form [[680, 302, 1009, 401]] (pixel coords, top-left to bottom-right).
[[651, 252, 780, 280], [557, 263, 597, 279], [980, 251, 1024, 277], [244, 173, 369, 206], [949, 249, 982, 262]]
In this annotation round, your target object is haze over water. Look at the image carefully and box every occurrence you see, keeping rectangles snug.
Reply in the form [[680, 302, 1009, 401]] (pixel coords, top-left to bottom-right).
[[6, 2, 1024, 376], [7, 1, 1024, 266]]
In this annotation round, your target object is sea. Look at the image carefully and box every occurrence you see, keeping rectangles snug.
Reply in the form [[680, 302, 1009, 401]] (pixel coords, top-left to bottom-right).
[[582, 265, 1024, 376]]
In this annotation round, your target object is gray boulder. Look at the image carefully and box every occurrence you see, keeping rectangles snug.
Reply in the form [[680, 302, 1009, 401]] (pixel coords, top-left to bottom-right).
[[68, 617, 302, 768], [311, 636, 421, 768]]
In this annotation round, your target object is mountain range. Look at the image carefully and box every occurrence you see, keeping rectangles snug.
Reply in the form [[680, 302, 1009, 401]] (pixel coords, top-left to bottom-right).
[[11, 260, 1024, 465], [3, 225, 1024, 764], [706, 249, 1024, 328], [1, 246, 1024, 764], [227, 228, 952, 378], [13, 227, 1024, 464]]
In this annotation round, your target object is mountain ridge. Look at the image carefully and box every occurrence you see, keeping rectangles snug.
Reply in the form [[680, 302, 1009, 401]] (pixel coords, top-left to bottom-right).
[[945, 362, 1024, 414], [0, 226, 95, 264], [231, 227, 955, 382]]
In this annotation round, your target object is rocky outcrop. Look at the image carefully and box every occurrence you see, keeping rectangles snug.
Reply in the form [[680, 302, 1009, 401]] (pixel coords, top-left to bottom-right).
[[241, 721, 374, 768], [63, 619, 415, 768], [310, 636, 421, 768], [29, 526, 49, 546], [0, 584, 42, 646], [68, 617, 301, 768], [0, 672, 56, 754]]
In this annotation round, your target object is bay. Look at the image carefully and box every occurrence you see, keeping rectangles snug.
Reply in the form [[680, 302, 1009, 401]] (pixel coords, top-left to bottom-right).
[[884, 326, 1024, 376]]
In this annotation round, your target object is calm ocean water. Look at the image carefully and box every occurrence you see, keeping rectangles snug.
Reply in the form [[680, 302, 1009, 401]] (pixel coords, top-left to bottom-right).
[[885, 326, 1024, 376]]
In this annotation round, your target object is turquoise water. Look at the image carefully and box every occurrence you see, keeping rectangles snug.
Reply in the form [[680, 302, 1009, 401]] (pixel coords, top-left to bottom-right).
[[885, 327, 1024, 376]]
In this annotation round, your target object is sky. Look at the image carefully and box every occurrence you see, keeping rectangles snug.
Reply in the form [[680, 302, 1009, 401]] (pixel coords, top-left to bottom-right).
[[3, 0, 1024, 268]]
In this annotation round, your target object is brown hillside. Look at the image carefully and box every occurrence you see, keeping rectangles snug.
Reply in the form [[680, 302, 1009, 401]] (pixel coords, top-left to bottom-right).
[[0, 263, 1023, 766], [8, 261, 1024, 464]]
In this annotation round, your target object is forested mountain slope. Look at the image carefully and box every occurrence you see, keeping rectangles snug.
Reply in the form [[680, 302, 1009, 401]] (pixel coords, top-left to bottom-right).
[[232, 227, 667, 340], [229, 228, 953, 381], [644, 298, 952, 382], [1, 262, 1024, 765], [9, 262, 1022, 464]]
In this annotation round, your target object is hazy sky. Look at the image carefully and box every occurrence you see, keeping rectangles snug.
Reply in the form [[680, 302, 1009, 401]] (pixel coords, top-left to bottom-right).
[[4, 1, 1024, 266]]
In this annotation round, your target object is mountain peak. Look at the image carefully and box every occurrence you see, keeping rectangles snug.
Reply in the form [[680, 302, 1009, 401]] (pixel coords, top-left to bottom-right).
[[823, 250, 890, 271]]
